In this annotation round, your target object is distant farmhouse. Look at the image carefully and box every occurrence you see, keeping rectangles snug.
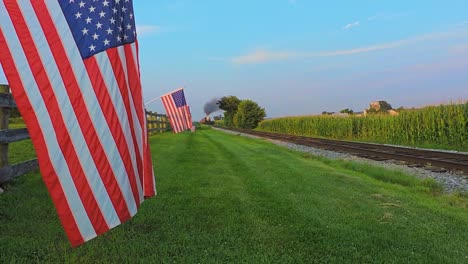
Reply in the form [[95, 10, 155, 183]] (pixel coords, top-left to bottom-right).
[[364, 101, 398, 116]]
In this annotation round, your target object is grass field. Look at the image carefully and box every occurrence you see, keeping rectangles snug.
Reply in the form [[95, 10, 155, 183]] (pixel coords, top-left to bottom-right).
[[1, 127, 467, 263]]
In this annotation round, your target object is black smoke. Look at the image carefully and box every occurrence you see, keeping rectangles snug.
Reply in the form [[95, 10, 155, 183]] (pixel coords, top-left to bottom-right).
[[204, 97, 221, 116]]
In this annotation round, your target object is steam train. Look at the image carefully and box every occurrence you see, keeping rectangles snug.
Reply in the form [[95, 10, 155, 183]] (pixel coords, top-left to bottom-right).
[[199, 116, 214, 125]]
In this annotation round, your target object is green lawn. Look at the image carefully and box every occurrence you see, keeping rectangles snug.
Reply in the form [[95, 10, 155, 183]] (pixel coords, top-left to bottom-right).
[[1, 127, 467, 263]]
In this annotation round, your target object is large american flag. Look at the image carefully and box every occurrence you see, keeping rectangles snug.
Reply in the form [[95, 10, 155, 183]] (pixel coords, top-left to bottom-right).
[[161, 88, 192, 133], [0, 0, 156, 246]]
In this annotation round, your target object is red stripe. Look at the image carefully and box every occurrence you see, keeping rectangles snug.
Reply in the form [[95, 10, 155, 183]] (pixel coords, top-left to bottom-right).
[[178, 106, 188, 130], [6, 0, 110, 236], [161, 96, 175, 132], [188, 106, 192, 126], [84, 56, 141, 208], [144, 141, 155, 197], [0, 25, 84, 247], [142, 109, 155, 197], [161, 96, 176, 132], [183, 106, 188, 128], [123, 45, 144, 134], [167, 95, 183, 132], [32, 0, 132, 220], [185, 105, 192, 128], [175, 105, 187, 131], [162, 95, 182, 133], [123, 45, 149, 192], [31, 2, 132, 220], [173, 99, 186, 131], [106, 48, 144, 194], [135, 41, 141, 78]]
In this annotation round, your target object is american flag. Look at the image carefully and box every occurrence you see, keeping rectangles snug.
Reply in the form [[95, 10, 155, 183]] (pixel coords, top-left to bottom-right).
[[186, 105, 193, 130], [0, 0, 156, 246], [161, 88, 192, 133]]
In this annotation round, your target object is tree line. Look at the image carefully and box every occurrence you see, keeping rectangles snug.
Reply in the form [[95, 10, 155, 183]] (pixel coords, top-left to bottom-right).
[[217, 96, 266, 129]]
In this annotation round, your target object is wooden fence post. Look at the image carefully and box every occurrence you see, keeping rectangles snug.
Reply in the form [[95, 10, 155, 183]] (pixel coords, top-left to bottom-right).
[[152, 112, 157, 134], [162, 115, 167, 131], [0, 84, 12, 186], [146, 111, 150, 135], [154, 113, 159, 133], [166, 115, 170, 131], [157, 113, 160, 133]]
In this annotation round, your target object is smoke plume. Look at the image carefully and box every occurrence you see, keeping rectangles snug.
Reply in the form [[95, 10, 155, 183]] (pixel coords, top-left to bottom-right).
[[204, 97, 221, 116]]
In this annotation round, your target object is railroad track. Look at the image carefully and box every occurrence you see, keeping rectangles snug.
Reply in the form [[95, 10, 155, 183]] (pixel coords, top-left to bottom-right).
[[217, 127, 468, 175]]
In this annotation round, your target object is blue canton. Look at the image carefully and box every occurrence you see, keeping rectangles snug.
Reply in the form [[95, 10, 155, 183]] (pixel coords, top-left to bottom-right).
[[60, 0, 136, 59], [172, 90, 187, 108]]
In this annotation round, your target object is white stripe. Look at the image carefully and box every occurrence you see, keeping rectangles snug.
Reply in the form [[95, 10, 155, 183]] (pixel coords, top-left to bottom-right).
[[129, 44, 146, 138], [161, 96, 175, 131], [45, 1, 138, 217], [176, 106, 187, 130], [94, 51, 143, 200], [168, 95, 184, 132], [18, 1, 120, 229], [0, 2, 95, 240], [116, 45, 144, 201], [117, 45, 144, 159], [130, 43, 140, 78], [162, 95, 182, 132], [175, 103, 186, 131], [133, 44, 151, 185]]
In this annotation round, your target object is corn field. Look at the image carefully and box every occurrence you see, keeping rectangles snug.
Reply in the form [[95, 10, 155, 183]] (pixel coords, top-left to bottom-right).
[[257, 103, 468, 150]]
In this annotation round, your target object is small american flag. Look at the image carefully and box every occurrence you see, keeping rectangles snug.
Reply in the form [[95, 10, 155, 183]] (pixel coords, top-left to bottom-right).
[[0, 0, 156, 246], [161, 88, 192, 133], [186, 105, 193, 129]]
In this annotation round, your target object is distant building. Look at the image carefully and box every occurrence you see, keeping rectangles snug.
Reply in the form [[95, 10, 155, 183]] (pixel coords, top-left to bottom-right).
[[364, 100, 398, 116], [369, 101, 393, 112]]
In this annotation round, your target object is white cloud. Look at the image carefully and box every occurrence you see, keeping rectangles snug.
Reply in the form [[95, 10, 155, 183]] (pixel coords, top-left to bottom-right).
[[455, 21, 468, 27], [231, 49, 297, 64], [343, 21, 360, 30], [367, 13, 410, 21], [230, 30, 468, 64], [136, 25, 162, 36], [449, 43, 468, 54]]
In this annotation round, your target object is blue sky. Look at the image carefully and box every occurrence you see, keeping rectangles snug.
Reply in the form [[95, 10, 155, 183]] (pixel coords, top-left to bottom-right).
[[1, 0, 468, 119]]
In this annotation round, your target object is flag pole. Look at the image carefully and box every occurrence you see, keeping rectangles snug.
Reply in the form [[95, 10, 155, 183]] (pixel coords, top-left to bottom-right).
[[145, 87, 185, 106], [144, 95, 161, 106]]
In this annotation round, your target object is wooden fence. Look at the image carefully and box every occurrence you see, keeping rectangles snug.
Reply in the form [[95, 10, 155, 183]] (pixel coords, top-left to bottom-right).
[[0, 84, 170, 185], [146, 110, 171, 134]]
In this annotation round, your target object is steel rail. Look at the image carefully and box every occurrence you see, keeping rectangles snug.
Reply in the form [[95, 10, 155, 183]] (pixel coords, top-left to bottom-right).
[[219, 127, 468, 174]]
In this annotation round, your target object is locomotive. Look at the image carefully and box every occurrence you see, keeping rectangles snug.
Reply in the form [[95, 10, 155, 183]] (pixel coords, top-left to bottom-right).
[[199, 116, 214, 125]]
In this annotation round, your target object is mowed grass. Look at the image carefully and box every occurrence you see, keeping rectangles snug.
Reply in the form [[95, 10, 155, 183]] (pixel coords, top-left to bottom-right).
[[1, 127, 467, 263]]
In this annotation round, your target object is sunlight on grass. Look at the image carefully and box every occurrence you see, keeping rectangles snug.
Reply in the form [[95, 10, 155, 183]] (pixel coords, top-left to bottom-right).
[[1, 128, 467, 262]]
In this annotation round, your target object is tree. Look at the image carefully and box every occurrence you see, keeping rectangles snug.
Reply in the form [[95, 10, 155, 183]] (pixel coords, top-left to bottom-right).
[[213, 115, 223, 121], [396, 106, 405, 112], [217, 96, 241, 127], [233, 100, 266, 129], [339, 108, 354, 115], [366, 101, 393, 115], [217, 96, 241, 112]]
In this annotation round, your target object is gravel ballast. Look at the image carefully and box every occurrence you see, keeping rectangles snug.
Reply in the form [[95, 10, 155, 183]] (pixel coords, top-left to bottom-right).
[[214, 127, 468, 193]]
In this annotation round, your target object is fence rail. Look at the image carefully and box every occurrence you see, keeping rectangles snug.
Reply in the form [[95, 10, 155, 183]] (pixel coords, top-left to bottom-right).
[[0, 84, 170, 185], [146, 110, 171, 134]]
